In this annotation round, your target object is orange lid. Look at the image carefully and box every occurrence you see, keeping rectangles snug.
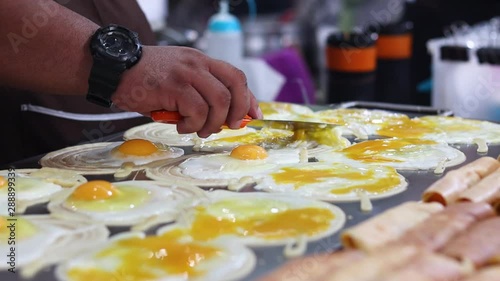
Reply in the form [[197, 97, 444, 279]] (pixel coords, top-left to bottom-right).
[[376, 34, 413, 60], [326, 46, 377, 72]]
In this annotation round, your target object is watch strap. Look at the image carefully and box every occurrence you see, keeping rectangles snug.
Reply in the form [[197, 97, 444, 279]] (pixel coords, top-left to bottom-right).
[[87, 60, 127, 108]]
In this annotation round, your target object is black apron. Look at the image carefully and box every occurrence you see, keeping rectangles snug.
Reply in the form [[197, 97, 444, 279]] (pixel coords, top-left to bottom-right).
[[0, 0, 156, 166]]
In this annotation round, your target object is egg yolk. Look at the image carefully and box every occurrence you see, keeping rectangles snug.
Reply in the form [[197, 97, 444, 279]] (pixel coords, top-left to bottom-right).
[[70, 180, 119, 201], [117, 139, 158, 156], [0, 216, 7, 230], [342, 139, 437, 163], [0, 176, 6, 188], [230, 145, 268, 160], [67, 230, 219, 281], [271, 166, 401, 194], [189, 200, 335, 241], [376, 119, 441, 138], [0, 216, 38, 241]]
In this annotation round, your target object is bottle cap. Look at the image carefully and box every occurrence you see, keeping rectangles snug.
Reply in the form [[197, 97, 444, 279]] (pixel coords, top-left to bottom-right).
[[477, 47, 500, 65], [208, 1, 241, 33], [440, 45, 470, 62]]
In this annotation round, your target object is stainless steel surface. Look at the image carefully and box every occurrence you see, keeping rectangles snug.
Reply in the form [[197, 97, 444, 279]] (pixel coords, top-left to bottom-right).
[[2, 108, 499, 281]]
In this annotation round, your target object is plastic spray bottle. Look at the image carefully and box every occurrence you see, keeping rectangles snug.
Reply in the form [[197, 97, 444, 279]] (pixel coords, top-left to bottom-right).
[[205, 0, 244, 68]]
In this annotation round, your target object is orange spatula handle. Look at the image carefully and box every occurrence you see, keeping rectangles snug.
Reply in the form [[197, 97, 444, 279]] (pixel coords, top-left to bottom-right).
[[151, 110, 253, 128]]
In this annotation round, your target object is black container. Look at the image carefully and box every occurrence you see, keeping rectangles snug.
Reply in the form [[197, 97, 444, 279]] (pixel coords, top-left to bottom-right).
[[374, 21, 414, 104], [325, 31, 378, 104]]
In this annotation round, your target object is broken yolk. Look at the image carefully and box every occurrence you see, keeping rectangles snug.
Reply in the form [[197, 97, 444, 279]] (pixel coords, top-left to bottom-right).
[[230, 145, 268, 160], [0, 217, 7, 231], [271, 166, 401, 194], [341, 138, 437, 163], [117, 139, 158, 156], [67, 230, 220, 281], [70, 180, 119, 201], [189, 203, 335, 241], [0, 176, 6, 188], [376, 119, 440, 138]]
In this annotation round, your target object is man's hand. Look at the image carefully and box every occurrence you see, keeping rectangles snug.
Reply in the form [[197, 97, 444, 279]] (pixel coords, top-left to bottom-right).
[[113, 46, 262, 138]]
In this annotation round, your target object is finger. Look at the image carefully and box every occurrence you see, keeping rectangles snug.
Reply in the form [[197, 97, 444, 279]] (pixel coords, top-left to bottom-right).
[[173, 84, 209, 134], [191, 71, 232, 137], [208, 60, 250, 127], [246, 88, 263, 119]]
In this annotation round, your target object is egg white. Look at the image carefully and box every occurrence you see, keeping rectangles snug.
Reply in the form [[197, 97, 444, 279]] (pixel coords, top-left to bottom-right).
[[417, 116, 500, 144], [0, 170, 64, 214], [55, 231, 256, 281], [314, 108, 410, 137], [254, 162, 408, 202], [158, 190, 346, 247], [40, 142, 185, 175], [313, 138, 466, 171], [0, 215, 108, 275], [124, 122, 197, 146], [47, 180, 205, 227], [259, 101, 314, 120], [193, 127, 295, 152], [178, 148, 301, 180]]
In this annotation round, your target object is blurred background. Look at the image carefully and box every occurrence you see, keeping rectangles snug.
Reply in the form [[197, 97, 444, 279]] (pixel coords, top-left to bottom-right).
[[137, 0, 500, 121]]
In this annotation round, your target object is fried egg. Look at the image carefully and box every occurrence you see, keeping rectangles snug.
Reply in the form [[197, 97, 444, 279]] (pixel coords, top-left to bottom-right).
[[48, 180, 205, 229], [40, 139, 185, 175], [158, 190, 346, 248], [314, 108, 410, 138], [377, 115, 500, 144], [0, 170, 65, 214], [146, 145, 304, 188], [314, 138, 466, 170], [193, 127, 295, 152], [55, 231, 256, 281], [124, 122, 197, 146], [254, 162, 407, 202], [0, 215, 108, 277], [259, 101, 314, 120]]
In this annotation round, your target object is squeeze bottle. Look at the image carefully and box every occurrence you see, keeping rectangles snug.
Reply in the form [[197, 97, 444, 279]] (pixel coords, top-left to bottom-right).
[[205, 0, 244, 68]]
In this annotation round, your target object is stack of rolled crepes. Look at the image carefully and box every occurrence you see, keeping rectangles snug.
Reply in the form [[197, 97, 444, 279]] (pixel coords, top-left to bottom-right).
[[259, 156, 500, 281]]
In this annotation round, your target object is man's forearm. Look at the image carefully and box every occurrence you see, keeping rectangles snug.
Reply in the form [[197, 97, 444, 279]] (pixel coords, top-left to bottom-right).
[[0, 0, 98, 95]]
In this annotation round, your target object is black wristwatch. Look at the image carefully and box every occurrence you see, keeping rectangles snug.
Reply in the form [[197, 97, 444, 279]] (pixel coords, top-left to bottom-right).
[[87, 24, 143, 108]]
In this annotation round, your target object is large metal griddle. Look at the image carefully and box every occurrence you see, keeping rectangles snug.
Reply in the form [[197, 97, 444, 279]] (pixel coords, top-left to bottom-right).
[[2, 102, 499, 281]]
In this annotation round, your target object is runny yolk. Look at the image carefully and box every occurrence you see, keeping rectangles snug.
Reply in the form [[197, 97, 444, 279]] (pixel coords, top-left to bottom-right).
[[230, 145, 268, 160], [70, 180, 119, 201], [0, 176, 6, 188], [117, 139, 158, 156], [376, 119, 440, 138], [190, 205, 335, 241], [67, 230, 219, 281], [271, 166, 401, 194], [341, 138, 437, 163], [0, 217, 7, 231]]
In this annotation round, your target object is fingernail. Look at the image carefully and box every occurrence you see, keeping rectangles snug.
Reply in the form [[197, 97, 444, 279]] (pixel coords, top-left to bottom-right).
[[229, 119, 243, 129]]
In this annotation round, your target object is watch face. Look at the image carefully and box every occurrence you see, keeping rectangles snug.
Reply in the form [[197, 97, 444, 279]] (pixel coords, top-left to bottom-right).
[[92, 25, 142, 64]]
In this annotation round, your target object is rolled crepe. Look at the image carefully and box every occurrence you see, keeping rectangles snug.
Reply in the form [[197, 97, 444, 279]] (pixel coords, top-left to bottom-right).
[[257, 250, 365, 281], [461, 266, 500, 281], [422, 157, 500, 205], [341, 201, 443, 252], [394, 202, 495, 251], [442, 217, 500, 267], [458, 167, 500, 204], [374, 251, 464, 281]]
